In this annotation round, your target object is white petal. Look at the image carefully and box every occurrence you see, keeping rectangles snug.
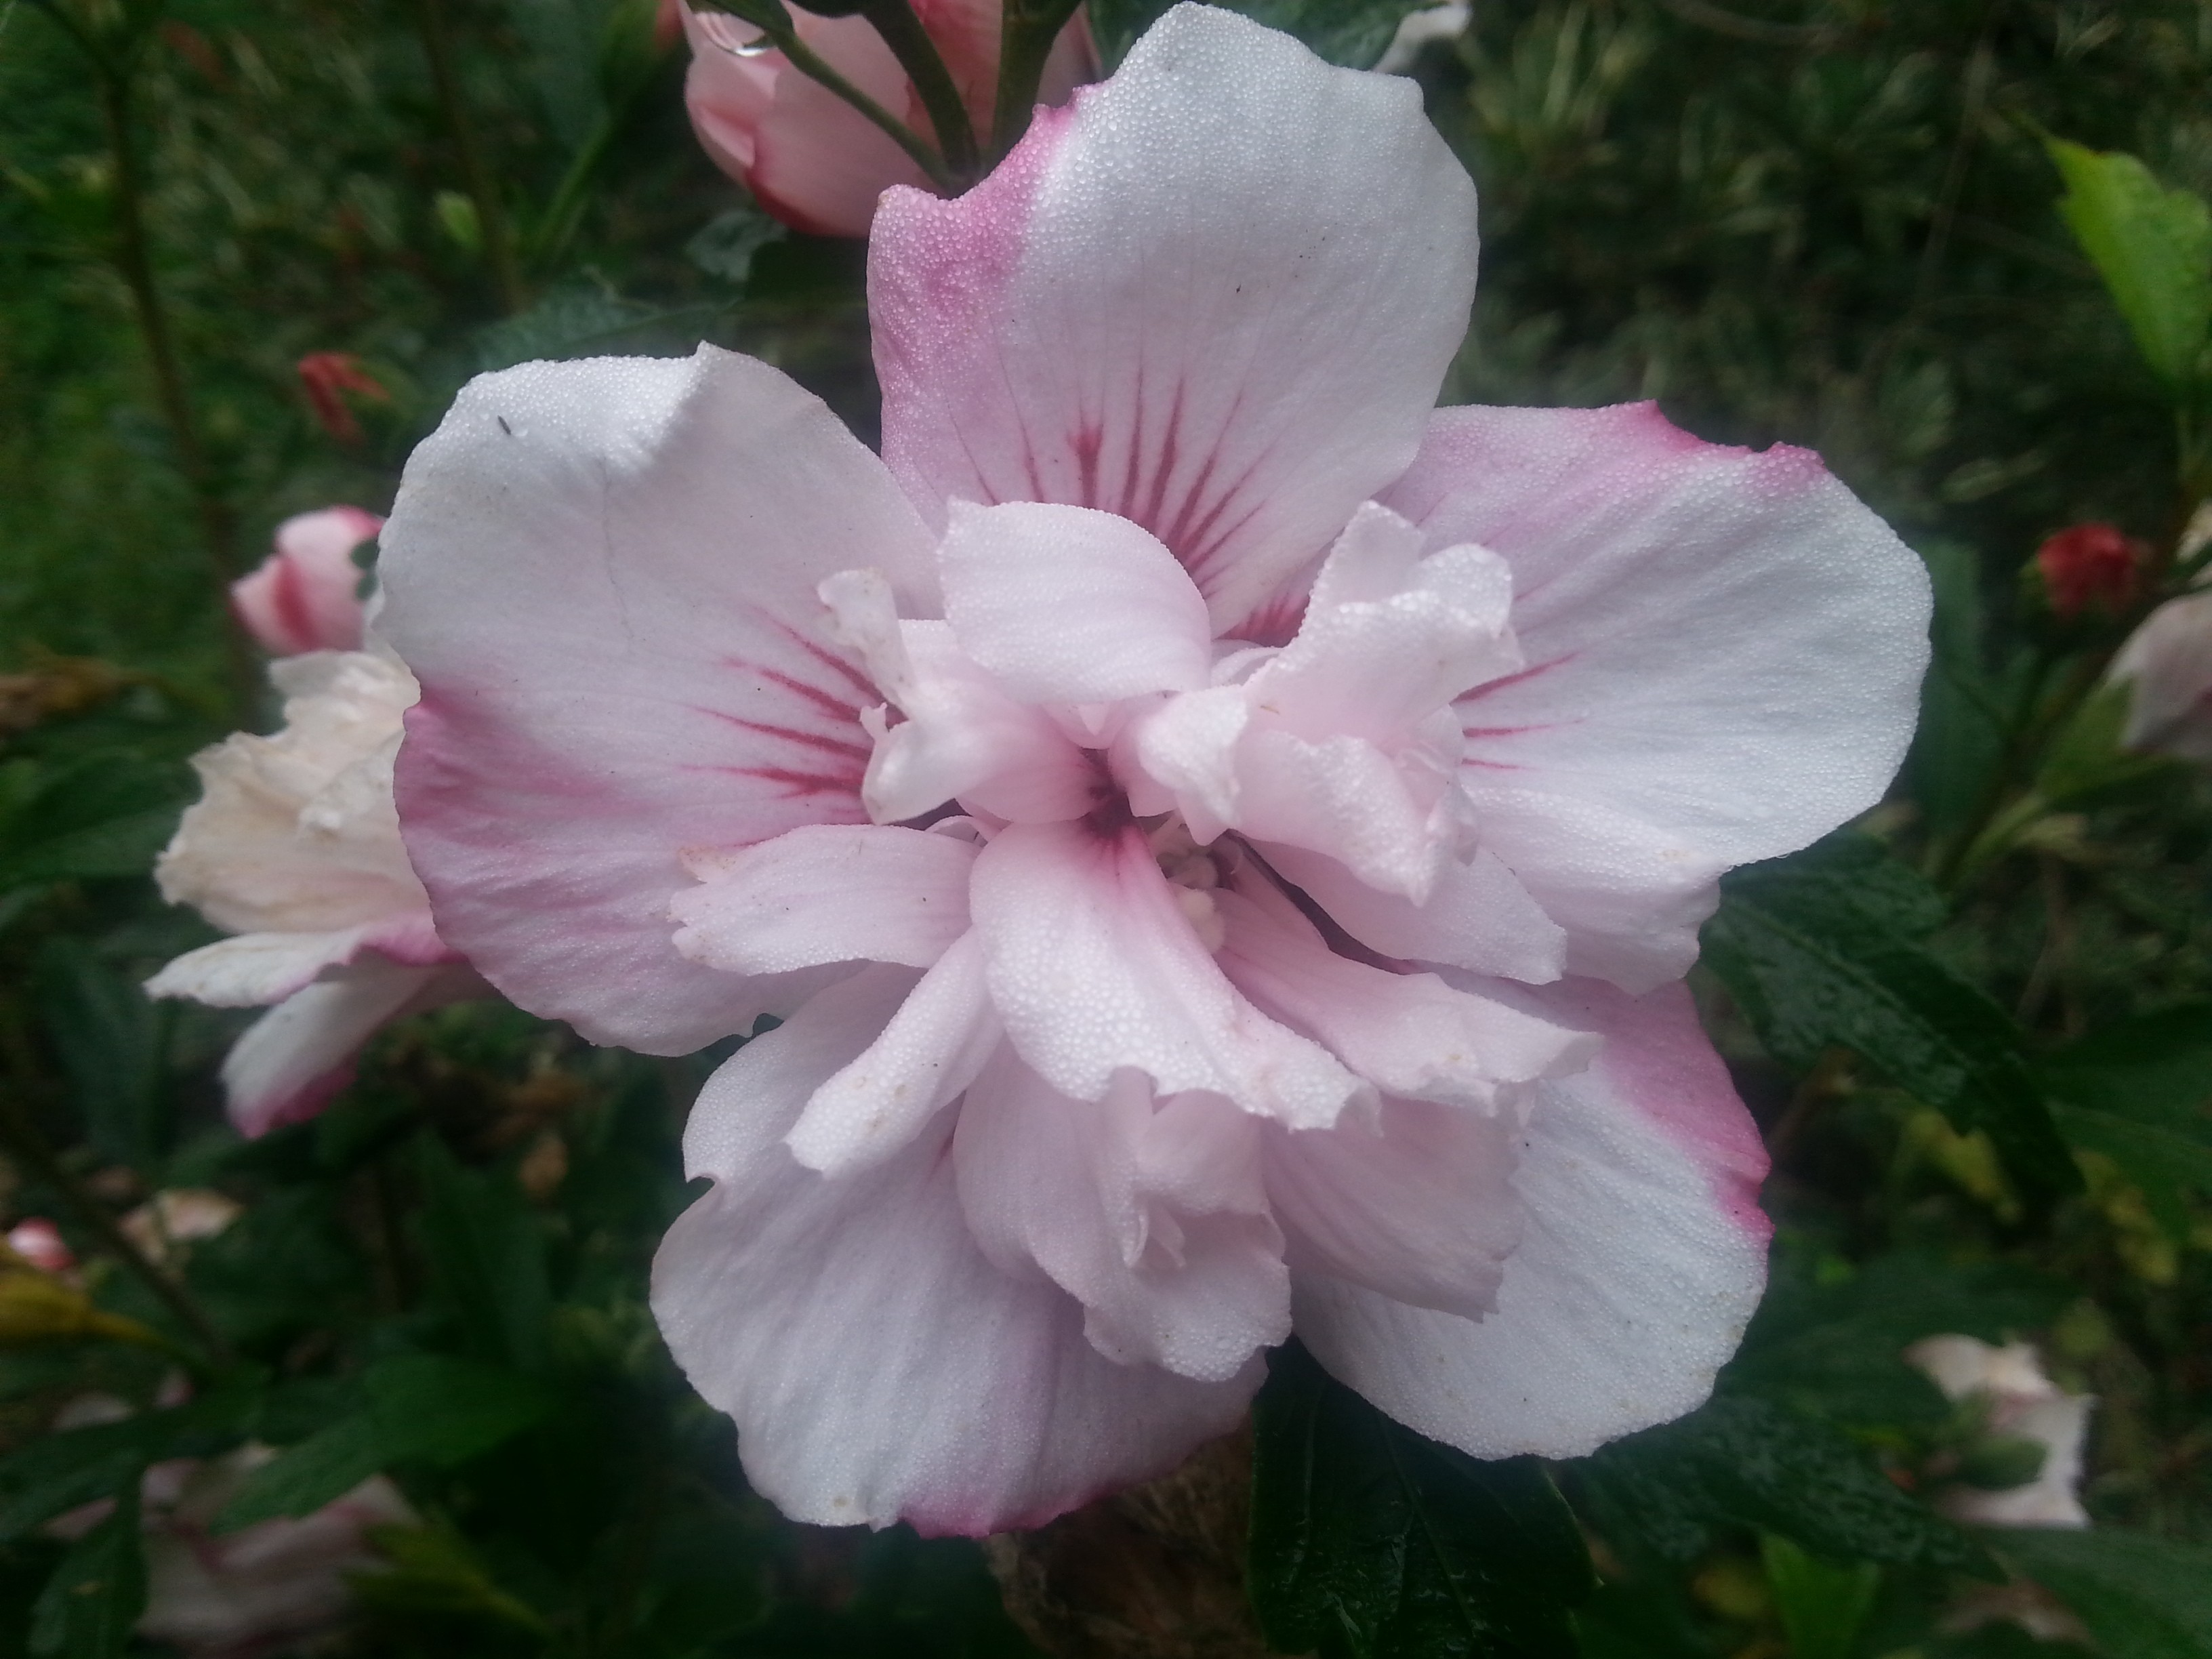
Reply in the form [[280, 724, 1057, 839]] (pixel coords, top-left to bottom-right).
[[968, 821, 1361, 1128], [1293, 980, 1770, 1458], [870, 5, 1478, 630], [378, 348, 939, 1053], [1216, 877, 1594, 1109], [1259, 840, 1568, 984], [954, 1059, 1288, 1382], [939, 501, 1212, 703], [1264, 1095, 1523, 1320], [1378, 403, 1931, 989], [787, 930, 1000, 1173], [672, 824, 976, 974]]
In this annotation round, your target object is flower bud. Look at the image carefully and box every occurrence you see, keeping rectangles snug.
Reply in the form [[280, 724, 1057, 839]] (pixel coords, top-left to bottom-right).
[[296, 352, 391, 445], [229, 507, 382, 657], [682, 0, 1097, 237], [2034, 522, 2142, 617], [4, 1218, 75, 1275], [2110, 590, 2212, 763]]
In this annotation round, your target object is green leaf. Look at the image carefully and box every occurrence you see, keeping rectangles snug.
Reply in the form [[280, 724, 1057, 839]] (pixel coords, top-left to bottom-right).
[[2041, 1005, 2212, 1240], [0, 1384, 260, 1540], [363, 1354, 558, 1466], [412, 1136, 554, 1373], [1704, 834, 2080, 1203], [1906, 539, 2013, 842], [1994, 1529, 2212, 1659], [213, 1355, 556, 1532], [349, 1521, 554, 1636], [2049, 139, 2212, 393], [0, 754, 186, 895], [1730, 1250, 2068, 1426], [28, 1484, 143, 1659], [1250, 1343, 1593, 1659], [1574, 1396, 1992, 1577], [1760, 1534, 1879, 1659], [1085, 0, 1431, 68], [33, 937, 169, 1170], [209, 1413, 385, 1534]]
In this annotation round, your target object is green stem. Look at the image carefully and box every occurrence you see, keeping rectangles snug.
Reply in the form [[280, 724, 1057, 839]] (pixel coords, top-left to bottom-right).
[[860, 0, 979, 179], [990, 0, 1081, 163], [765, 16, 960, 192], [411, 0, 527, 312], [95, 76, 234, 572], [0, 1092, 235, 1370]]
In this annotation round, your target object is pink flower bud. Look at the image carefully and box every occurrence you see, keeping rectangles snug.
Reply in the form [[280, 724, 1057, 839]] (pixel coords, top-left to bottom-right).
[[2111, 589, 2212, 763], [230, 507, 382, 657], [2035, 522, 2141, 617], [296, 352, 391, 445], [5, 1219, 75, 1275], [682, 0, 1098, 238]]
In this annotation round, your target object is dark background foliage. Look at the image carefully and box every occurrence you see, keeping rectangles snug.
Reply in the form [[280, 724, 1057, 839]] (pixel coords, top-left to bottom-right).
[[1, 0, 2209, 1654]]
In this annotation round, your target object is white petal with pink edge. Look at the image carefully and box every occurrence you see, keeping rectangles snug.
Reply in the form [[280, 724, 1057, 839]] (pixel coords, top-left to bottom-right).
[[1377, 402, 1931, 991], [222, 960, 483, 1139], [869, 3, 1479, 630], [1292, 979, 1771, 1458], [653, 995, 1258, 1534], [377, 348, 937, 1053]]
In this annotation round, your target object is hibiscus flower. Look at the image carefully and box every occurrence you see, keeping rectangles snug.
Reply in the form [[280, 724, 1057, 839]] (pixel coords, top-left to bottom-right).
[[377, 4, 1929, 1533], [146, 650, 483, 1136]]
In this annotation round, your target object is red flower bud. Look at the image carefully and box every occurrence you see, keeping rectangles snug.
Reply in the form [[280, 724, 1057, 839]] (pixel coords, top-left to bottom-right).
[[296, 352, 391, 446], [2035, 523, 2142, 618]]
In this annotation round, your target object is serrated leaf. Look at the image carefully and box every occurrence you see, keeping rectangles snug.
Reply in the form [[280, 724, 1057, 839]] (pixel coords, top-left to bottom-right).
[[1574, 1396, 1992, 1577], [209, 1414, 384, 1534], [28, 1484, 142, 1659], [2041, 1006, 2212, 1240], [1250, 1343, 1593, 1659], [2049, 140, 2212, 393], [1994, 1529, 2212, 1659], [1086, 0, 1429, 67], [1704, 834, 2079, 1203], [213, 1355, 554, 1532]]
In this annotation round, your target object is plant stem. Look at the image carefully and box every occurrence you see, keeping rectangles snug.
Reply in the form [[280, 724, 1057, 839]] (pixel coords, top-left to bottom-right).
[[411, 0, 527, 313], [95, 74, 234, 575], [0, 1092, 235, 1369], [861, 0, 979, 179], [991, 0, 1082, 162], [767, 18, 960, 192]]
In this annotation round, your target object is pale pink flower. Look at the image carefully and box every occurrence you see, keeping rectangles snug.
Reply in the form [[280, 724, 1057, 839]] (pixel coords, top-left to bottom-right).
[[121, 1189, 243, 1263], [230, 508, 382, 657], [682, 0, 1096, 237], [145, 651, 483, 1136], [377, 6, 1928, 1532], [137, 1450, 413, 1659], [2110, 588, 2212, 763], [50, 1431, 413, 1659], [1907, 1335, 2093, 1528]]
